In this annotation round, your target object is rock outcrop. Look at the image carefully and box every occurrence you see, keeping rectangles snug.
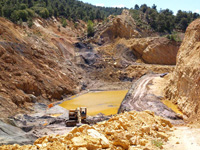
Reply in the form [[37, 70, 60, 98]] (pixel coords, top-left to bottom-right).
[[126, 37, 180, 65], [165, 19, 200, 119], [92, 10, 143, 44], [97, 36, 180, 66], [0, 111, 173, 150]]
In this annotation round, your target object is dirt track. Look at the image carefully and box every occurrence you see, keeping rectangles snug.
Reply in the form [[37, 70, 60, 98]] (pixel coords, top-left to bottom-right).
[[118, 74, 183, 123], [164, 126, 200, 150]]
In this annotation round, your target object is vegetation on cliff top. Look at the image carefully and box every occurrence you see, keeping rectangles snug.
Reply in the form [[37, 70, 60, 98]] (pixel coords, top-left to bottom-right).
[[0, 0, 122, 23], [130, 4, 199, 33], [0, 0, 199, 33]]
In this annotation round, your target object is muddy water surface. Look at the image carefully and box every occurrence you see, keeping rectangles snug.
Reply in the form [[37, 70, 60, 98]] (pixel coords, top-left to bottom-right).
[[162, 100, 183, 115], [59, 90, 128, 116]]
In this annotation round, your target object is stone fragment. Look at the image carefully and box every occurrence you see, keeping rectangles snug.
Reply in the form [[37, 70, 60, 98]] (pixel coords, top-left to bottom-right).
[[71, 137, 87, 147], [141, 126, 150, 134], [113, 138, 130, 149], [139, 139, 148, 146], [156, 132, 169, 141], [129, 136, 137, 145]]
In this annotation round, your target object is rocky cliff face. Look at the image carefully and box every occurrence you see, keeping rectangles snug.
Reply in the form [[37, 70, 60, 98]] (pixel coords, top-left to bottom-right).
[[126, 37, 180, 65], [0, 17, 83, 118], [165, 19, 200, 119], [92, 10, 143, 44], [85, 10, 180, 66], [99, 37, 180, 65]]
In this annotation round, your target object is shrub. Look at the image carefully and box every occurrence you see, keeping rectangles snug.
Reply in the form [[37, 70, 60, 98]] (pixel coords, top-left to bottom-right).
[[26, 9, 35, 17], [166, 32, 181, 42], [74, 22, 78, 28], [61, 18, 67, 28], [20, 4, 27, 10], [11, 10, 20, 22], [87, 20, 94, 37], [39, 8, 49, 19], [27, 18, 33, 28], [152, 140, 163, 148], [18, 10, 29, 21]]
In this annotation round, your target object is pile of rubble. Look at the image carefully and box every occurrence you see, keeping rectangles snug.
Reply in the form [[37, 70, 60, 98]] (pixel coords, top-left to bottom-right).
[[0, 111, 173, 150]]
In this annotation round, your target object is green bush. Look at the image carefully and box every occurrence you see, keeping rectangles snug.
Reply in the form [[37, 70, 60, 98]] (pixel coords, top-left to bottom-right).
[[20, 4, 27, 10], [152, 140, 163, 148], [0, 6, 2, 17], [26, 9, 35, 17], [74, 22, 78, 28], [166, 32, 181, 42], [17, 18, 23, 25], [87, 20, 94, 37], [39, 8, 49, 19], [11, 10, 29, 22], [11, 10, 20, 22], [18, 10, 29, 21], [61, 18, 67, 28], [27, 18, 33, 28]]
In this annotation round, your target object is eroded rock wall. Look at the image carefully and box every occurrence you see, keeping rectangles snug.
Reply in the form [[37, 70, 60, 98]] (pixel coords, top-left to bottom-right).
[[92, 10, 143, 44], [0, 17, 81, 118], [165, 19, 200, 118], [126, 37, 180, 65]]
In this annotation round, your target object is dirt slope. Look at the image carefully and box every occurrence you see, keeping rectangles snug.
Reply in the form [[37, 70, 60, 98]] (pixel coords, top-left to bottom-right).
[[165, 19, 200, 121], [0, 17, 84, 118]]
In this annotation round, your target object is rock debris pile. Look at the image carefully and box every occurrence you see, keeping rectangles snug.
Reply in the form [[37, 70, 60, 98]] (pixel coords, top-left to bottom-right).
[[0, 111, 173, 150]]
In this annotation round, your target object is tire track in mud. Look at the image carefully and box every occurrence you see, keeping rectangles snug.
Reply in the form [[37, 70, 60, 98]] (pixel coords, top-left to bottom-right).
[[118, 74, 183, 124]]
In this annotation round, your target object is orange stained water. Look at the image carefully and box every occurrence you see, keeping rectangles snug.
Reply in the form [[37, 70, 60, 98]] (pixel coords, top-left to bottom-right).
[[162, 100, 183, 115], [59, 90, 128, 116]]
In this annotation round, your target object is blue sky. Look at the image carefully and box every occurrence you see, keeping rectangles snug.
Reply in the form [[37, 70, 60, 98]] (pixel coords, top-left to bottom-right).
[[80, 0, 200, 14]]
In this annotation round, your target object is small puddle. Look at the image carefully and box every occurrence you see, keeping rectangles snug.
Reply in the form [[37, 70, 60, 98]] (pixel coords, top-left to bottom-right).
[[162, 100, 183, 115], [50, 113, 63, 117], [59, 90, 128, 116]]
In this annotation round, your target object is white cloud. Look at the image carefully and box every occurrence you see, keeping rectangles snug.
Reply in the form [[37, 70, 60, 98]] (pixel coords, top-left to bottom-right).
[[194, 9, 200, 13], [96, 3, 105, 7], [112, 4, 125, 8]]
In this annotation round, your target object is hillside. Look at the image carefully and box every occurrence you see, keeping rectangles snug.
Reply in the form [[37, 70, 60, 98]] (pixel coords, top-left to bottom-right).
[[130, 5, 200, 33], [0, 16, 85, 118], [0, 1, 199, 34], [0, 0, 122, 23]]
